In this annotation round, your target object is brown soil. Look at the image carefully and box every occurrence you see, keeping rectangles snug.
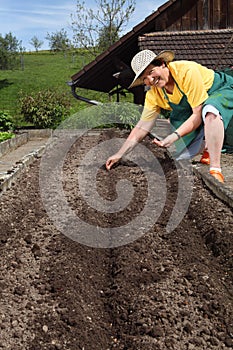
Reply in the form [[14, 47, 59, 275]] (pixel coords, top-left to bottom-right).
[[0, 129, 232, 350]]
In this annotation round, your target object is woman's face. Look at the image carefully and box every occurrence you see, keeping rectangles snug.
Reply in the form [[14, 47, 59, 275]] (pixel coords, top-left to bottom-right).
[[141, 63, 170, 88]]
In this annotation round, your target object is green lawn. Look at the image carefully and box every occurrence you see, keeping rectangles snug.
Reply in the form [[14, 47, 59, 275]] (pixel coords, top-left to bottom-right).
[[0, 51, 109, 126]]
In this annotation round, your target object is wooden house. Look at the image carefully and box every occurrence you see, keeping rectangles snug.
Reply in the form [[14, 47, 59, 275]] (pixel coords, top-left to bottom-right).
[[69, 0, 233, 104]]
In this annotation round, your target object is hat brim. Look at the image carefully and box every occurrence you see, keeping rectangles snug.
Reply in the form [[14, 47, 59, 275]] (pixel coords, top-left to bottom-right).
[[128, 50, 175, 89]]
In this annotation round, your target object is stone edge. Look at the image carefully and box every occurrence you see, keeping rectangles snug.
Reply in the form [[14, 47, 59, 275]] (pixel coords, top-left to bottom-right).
[[0, 145, 46, 194], [193, 166, 233, 209]]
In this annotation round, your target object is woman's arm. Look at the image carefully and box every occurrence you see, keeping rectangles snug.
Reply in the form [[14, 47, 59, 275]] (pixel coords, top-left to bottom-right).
[[106, 119, 156, 170], [153, 104, 203, 148]]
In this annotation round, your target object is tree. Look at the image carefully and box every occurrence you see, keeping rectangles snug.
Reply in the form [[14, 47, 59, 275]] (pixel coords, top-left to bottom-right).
[[45, 29, 71, 52], [71, 0, 136, 55], [0, 32, 20, 70], [29, 36, 44, 52], [97, 23, 119, 52]]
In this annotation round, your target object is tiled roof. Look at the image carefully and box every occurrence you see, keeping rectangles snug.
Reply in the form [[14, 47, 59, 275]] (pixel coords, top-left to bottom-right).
[[139, 29, 233, 70]]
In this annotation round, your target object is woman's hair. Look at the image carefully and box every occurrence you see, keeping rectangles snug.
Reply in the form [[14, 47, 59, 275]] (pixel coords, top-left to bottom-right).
[[151, 59, 165, 66]]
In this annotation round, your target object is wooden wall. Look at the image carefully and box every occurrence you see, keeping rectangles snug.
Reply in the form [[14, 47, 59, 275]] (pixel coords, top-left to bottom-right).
[[153, 0, 233, 31]]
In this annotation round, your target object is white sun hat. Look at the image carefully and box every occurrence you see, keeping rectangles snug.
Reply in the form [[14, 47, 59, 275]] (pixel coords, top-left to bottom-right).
[[128, 49, 175, 88]]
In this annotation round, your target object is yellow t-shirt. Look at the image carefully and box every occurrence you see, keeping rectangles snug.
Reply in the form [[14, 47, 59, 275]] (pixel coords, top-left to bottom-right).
[[141, 60, 215, 121]]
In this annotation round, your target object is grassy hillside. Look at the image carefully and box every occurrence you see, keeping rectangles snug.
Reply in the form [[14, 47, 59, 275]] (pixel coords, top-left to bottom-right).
[[0, 50, 111, 127]]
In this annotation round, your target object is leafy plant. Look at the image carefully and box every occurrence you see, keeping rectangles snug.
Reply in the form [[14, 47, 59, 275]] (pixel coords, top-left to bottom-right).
[[19, 89, 71, 128], [0, 111, 15, 131], [122, 104, 143, 128], [61, 102, 142, 130], [0, 131, 15, 142]]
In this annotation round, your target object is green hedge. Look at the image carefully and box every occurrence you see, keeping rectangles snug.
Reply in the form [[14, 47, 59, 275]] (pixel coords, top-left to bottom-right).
[[19, 89, 71, 128]]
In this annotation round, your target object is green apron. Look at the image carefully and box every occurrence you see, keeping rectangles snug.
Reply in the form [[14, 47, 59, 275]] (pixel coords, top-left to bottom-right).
[[163, 82, 203, 155], [204, 71, 233, 153], [223, 118, 233, 152]]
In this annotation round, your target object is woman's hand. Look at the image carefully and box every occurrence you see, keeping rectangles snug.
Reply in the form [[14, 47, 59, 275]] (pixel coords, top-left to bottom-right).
[[105, 120, 156, 171], [106, 153, 122, 170], [152, 132, 179, 148]]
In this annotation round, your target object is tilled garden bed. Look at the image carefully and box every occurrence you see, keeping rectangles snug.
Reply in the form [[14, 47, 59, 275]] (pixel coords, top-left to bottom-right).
[[0, 129, 232, 350]]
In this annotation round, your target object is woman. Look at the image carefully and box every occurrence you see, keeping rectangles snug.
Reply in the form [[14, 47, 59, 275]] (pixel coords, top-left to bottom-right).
[[106, 49, 233, 183]]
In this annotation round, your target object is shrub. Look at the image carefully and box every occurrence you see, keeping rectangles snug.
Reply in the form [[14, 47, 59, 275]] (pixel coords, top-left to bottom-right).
[[63, 102, 142, 130], [0, 131, 15, 142], [19, 89, 71, 129], [0, 111, 15, 131]]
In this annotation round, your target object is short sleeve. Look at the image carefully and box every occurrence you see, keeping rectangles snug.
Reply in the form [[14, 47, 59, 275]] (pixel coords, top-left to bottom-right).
[[182, 66, 209, 108], [140, 90, 161, 121]]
